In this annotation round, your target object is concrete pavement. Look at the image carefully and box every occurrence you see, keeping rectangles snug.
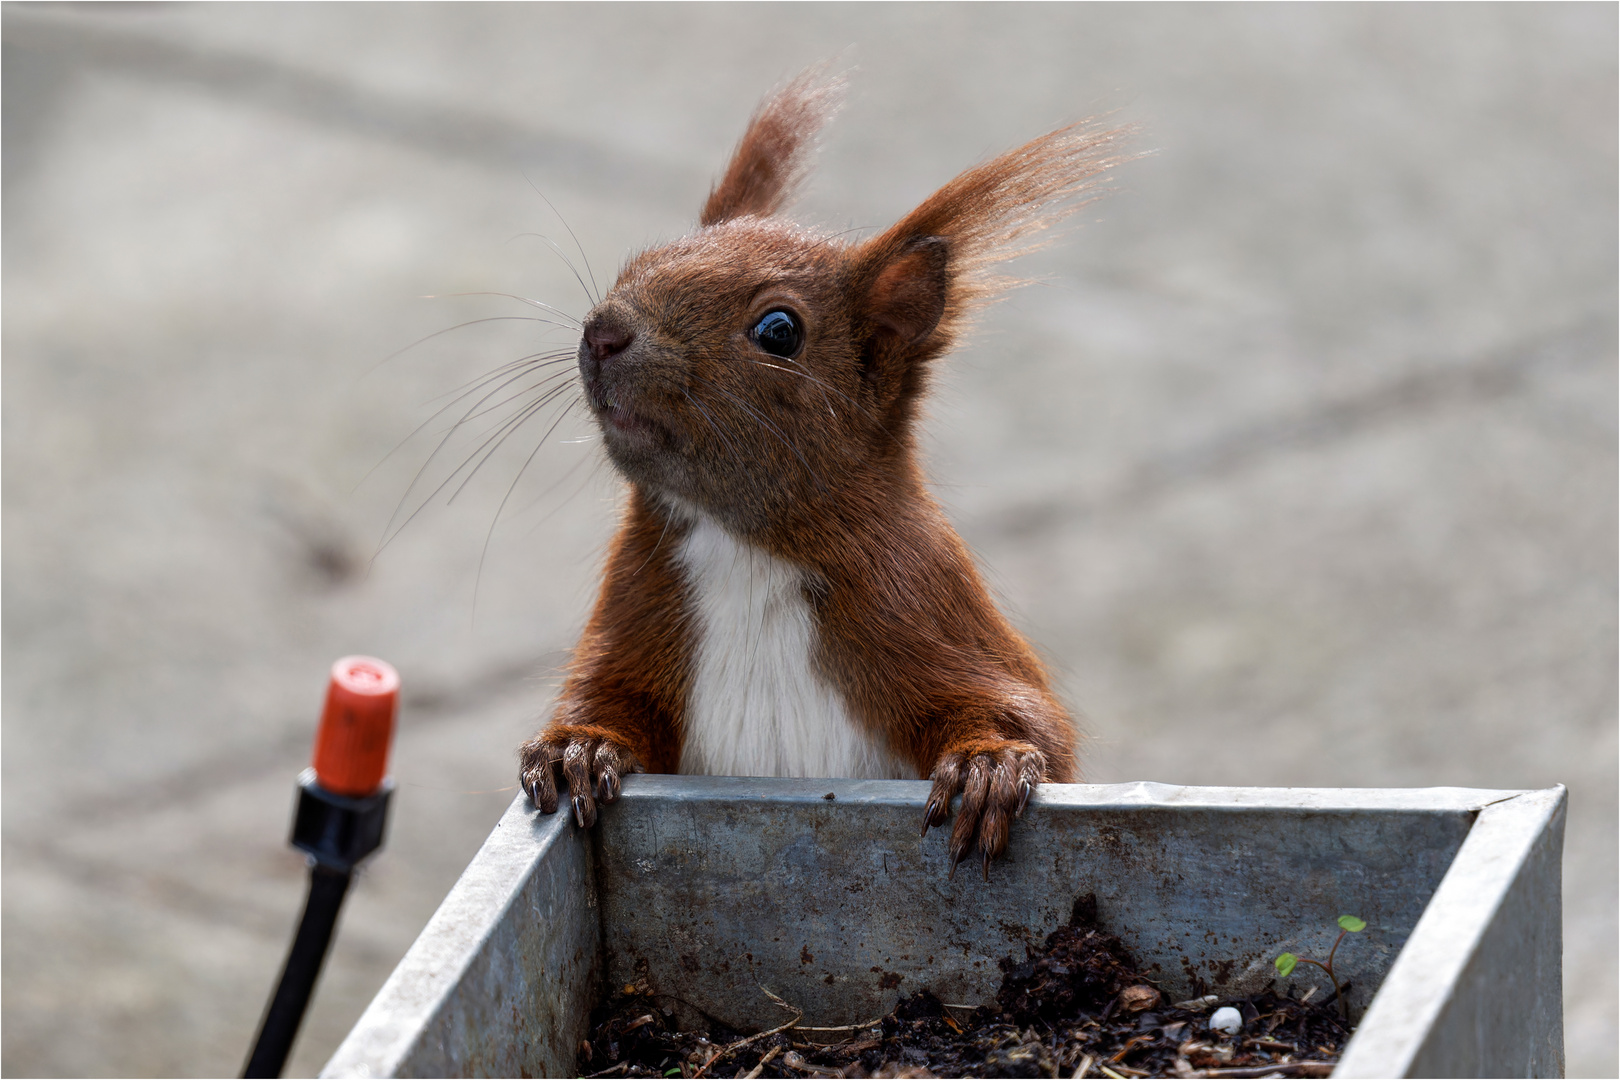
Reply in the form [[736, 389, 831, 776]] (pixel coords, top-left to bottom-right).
[[3, 4, 1614, 1075]]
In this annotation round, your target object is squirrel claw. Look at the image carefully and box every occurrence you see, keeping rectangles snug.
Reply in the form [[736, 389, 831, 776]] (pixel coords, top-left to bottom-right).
[[572, 793, 596, 829], [924, 743, 1047, 879], [520, 757, 560, 815]]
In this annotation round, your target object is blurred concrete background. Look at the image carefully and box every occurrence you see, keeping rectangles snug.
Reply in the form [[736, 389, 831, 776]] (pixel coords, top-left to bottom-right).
[[2, 3, 1613, 1076]]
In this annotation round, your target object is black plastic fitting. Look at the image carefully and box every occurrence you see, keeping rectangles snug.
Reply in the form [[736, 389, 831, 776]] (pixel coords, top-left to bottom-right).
[[290, 767, 394, 872]]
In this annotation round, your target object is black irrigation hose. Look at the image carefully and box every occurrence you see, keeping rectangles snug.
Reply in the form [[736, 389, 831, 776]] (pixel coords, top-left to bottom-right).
[[243, 864, 354, 1078]]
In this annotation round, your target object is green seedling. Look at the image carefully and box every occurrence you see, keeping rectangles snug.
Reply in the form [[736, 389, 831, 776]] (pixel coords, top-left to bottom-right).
[[1275, 914, 1365, 1015]]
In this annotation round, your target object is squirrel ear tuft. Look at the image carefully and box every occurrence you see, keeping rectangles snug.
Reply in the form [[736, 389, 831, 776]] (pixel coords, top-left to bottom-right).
[[701, 65, 845, 227], [870, 117, 1137, 314]]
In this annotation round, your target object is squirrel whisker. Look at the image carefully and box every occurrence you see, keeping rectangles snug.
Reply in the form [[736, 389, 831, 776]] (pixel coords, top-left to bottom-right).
[[445, 380, 581, 506], [473, 396, 584, 619], [523, 178, 602, 305]]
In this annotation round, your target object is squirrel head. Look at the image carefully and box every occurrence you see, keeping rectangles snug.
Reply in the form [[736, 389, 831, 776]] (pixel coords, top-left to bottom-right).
[[576, 67, 1132, 540]]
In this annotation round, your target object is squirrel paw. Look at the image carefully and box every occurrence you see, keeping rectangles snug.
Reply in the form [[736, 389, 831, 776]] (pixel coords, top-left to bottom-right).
[[920, 742, 1046, 881], [518, 730, 642, 828]]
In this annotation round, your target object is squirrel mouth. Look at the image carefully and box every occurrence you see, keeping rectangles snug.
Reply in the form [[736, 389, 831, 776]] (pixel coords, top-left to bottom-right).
[[593, 393, 662, 442], [584, 372, 673, 449], [604, 402, 645, 432]]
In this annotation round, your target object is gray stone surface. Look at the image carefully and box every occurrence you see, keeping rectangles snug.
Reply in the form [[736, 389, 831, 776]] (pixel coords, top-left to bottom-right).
[[2, 4, 1613, 1077]]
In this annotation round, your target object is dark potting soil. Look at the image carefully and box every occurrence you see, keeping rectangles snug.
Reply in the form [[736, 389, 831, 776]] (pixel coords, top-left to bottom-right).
[[578, 896, 1354, 1079]]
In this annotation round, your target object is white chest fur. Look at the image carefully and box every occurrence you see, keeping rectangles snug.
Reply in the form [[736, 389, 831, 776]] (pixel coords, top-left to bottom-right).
[[673, 518, 916, 780]]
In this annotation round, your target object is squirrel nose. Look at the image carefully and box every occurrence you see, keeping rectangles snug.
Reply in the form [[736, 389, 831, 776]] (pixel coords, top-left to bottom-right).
[[583, 318, 634, 366]]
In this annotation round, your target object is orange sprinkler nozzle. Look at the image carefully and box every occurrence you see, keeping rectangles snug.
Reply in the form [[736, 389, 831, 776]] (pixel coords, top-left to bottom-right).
[[311, 656, 400, 797]]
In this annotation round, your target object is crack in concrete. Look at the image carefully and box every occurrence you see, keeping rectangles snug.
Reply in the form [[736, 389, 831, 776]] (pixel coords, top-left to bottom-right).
[[985, 314, 1615, 541], [3, 817, 319, 937], [2, 7, 704, 201], [25, 652, 563, 830]]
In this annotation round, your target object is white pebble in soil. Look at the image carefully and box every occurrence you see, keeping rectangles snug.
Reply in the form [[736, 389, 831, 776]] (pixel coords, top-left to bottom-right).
[[1209, 1006, 1243, 1035]]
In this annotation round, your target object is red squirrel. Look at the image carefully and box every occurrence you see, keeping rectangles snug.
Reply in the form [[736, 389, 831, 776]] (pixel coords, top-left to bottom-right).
[[519, 68, 1131, 878]]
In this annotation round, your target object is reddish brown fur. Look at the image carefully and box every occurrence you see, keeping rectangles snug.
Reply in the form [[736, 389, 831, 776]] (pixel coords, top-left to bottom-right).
[[701, 65, 844, 227], [521, 68, 1134, 874]]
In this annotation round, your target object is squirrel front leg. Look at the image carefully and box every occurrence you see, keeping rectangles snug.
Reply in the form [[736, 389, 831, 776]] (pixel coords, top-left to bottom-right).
[[916, 690, 1076, 880], [521, 495, 690, 828]]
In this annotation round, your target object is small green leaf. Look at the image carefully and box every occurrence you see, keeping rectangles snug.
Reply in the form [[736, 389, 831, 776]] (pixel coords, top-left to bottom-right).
[[664, 1070, 681, 1078], [1338, 915, 1367, 933], [1274, 952, 1298, 976]]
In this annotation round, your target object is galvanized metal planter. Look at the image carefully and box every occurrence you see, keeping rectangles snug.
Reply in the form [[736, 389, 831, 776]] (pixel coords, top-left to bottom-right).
[[322, 780, 1565, 1078]]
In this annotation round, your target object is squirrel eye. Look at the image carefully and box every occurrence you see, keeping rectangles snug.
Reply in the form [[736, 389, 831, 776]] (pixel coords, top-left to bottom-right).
[[752, 310, 803, 358]]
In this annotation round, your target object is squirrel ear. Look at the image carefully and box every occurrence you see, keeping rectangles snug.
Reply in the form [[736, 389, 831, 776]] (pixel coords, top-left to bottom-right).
[[854, 235, 952, 411], [701, 66, 844, 226], [863, 236, 950, 346]]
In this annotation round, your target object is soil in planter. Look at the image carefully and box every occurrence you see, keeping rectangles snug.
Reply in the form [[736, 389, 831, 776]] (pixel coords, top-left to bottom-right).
[[578, 895, 1354, 1079]]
